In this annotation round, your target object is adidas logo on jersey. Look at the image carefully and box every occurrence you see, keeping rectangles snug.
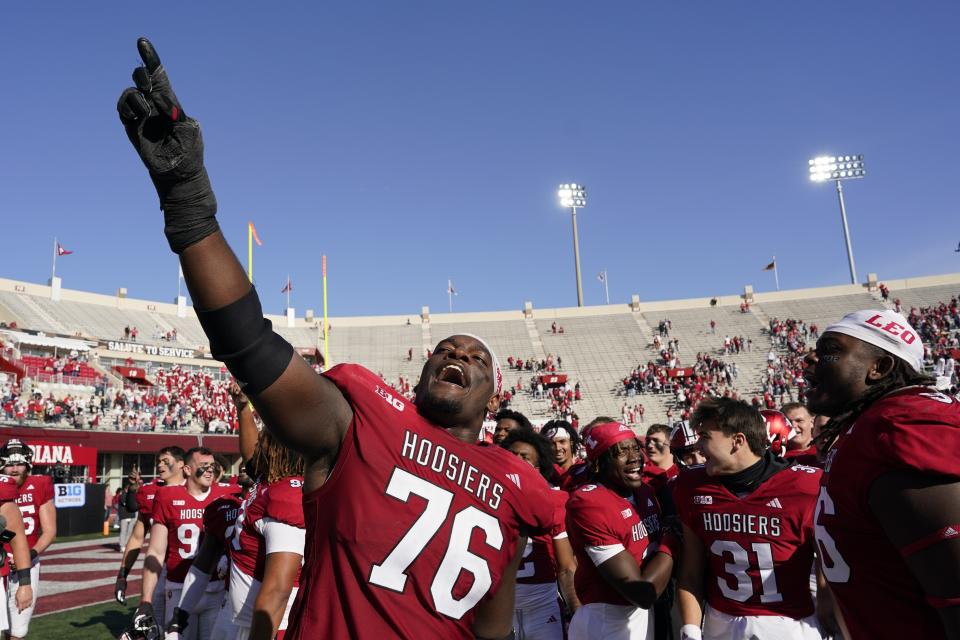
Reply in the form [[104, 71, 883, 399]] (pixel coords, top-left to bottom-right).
[[25, 484, 33, 490], [505, 473, 521, 488], [945, 526, 959, 538], [647, 499, 654, 508], [766, 498, 783, 509], [546, 615, 558, 623]]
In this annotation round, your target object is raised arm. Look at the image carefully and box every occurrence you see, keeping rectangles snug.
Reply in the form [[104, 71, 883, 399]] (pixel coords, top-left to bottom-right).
[[117, 38, 352, 476]]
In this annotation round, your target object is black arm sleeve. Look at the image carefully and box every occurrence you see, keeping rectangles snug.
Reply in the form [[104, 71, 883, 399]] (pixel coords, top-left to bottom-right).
[[195, 287, 294, 395]]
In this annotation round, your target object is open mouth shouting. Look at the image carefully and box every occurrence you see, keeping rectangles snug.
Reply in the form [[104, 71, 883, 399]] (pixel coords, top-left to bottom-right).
[[436, 362, 468, 389]]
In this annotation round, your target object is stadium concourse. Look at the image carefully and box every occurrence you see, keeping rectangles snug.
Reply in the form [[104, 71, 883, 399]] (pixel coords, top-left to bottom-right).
[[1, 271, 960, 629]]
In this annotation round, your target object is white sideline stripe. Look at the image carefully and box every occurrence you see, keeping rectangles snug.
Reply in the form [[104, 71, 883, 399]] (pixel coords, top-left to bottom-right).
[[34, 595, 141, 619], [47, 536, 121, 552]]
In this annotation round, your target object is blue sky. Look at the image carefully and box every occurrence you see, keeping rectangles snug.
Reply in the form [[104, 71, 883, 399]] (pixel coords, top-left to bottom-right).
[[1, 1, 958, 316]]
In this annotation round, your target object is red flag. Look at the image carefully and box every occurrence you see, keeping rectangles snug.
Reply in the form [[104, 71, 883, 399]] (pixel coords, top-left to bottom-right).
[[281, 277, 292, 293], [56, 243, 73, 256], [249, 222, 262, 246], [762, 259, 776, 271]]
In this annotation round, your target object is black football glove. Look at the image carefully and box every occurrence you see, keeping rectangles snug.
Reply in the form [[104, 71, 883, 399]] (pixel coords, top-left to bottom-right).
[[132, 601, 159, 636], [114, 573, 127, 604], [117, 37, 218, 254], [165, 606, 190, 634]]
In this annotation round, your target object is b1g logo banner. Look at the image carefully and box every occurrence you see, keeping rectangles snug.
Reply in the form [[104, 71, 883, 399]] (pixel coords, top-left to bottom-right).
[[54, 483, 86, 508]]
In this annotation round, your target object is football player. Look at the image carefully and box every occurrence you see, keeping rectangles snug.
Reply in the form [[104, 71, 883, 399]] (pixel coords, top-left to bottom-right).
[[117, 37, 557, 639], [780, 403, 816, 461], [134, 447, 233, 638], [492, 409, 534, 445], [222, 428, 305, 639], [0, 439, 52, 639], [675, 398, 822, 640], [500, 429, 579, 639], [566, 422, 674, 639], [543, 421, 585, 491], [115, 445, 186, 624], [669, 421, 704, 469], [806, 310, 960, 639], [642, 424, 678, 494]]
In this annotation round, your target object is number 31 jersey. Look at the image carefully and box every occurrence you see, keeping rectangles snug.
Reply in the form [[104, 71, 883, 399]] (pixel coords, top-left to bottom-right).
[[286, 364, 558, 640], [152, 482, 234, 583], [674, 464, 821, 619]]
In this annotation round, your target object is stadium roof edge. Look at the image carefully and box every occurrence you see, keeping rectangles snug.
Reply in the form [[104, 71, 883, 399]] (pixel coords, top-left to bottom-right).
[[2, 272, 960, 328]]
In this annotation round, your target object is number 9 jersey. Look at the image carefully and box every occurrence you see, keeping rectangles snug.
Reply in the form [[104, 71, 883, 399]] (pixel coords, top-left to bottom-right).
[[152, 482, 236, 583], [286, 364, 558, 640]]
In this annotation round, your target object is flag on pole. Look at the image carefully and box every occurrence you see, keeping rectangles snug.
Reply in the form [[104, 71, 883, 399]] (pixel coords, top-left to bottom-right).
[[762, 259, 776, 271], [447, 280, 457, 295], [281, 277, 293, 294], [249, 222, 262, 246], [597, 272, 605, 282], [56, 243, 73, 256]]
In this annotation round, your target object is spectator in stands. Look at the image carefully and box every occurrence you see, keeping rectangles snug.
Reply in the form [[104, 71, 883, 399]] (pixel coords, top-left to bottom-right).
[[492, 409, 533, 445]]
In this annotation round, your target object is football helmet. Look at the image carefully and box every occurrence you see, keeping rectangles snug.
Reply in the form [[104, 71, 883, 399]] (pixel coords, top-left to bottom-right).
[[0, 439, 33, 469], [759, 410, 797, 456], [669, 421, 699, 452]]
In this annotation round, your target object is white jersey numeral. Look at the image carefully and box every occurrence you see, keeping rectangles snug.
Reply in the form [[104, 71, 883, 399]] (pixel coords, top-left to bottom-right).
[[19, 504, 36, 537], [516, 539, 535, 579], [177, 523, 201, 559], [710, 540, 783, 603], [369, 467, 503, 620], [814, 486, 851, 583]]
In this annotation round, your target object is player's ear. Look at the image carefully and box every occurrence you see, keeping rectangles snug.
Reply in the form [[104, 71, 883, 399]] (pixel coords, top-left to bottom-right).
[[486, 393, 501, 414], [868, 353, 896, 382]]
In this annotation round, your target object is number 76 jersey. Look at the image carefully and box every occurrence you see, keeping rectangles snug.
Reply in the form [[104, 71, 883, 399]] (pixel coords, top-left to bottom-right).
[[674, 464, 822, 619], [287, 364, 558, 640]]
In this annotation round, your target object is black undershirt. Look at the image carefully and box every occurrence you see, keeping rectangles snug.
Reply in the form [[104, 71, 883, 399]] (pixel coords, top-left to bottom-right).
[[718, 449, 790, 497]]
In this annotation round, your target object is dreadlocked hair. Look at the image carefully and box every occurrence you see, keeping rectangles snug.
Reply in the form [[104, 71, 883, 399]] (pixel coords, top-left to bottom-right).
[[249, 428, 304, 484], [813, 350, 935, 452]]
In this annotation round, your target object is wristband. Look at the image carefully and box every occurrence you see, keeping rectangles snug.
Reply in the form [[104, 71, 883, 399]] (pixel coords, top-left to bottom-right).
[[680, 624, 702, 640], [16, 569, 31, 586]]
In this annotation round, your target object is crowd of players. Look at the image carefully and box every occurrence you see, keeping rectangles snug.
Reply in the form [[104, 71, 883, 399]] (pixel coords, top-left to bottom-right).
[[4, 36, 950, 640]]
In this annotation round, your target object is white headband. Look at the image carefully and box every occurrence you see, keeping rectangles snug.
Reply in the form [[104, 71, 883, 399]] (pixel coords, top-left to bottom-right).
[[824, 309, 924, 373]]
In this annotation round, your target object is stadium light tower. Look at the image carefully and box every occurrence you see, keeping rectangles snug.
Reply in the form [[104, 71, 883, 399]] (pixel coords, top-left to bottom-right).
[[809, 154, 866, 285], [558, 183, 587, 307]]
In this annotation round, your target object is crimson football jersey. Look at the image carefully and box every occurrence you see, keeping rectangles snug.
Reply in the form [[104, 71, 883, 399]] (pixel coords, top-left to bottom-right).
[[204, 494, 241, 545], [286, 364, 556, 640], [11, 475, 53, 550], [517, 487, 568, 585], [784, 445, 820, 468], [136, 479, 167, 526], [816, 386, 960, 640], [566, 481, 666, 606], [554, 462, 589, 492], [231, 476, 305, 585], [153, 482, 233, 583], [674, 464, 820, 619]]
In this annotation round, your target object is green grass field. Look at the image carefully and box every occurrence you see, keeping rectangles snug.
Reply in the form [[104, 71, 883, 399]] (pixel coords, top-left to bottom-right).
[[33, 597, 138, 639]]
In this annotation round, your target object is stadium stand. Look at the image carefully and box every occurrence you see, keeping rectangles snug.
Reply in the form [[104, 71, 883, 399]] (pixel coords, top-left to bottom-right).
[[1, 272, 959, 430]]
